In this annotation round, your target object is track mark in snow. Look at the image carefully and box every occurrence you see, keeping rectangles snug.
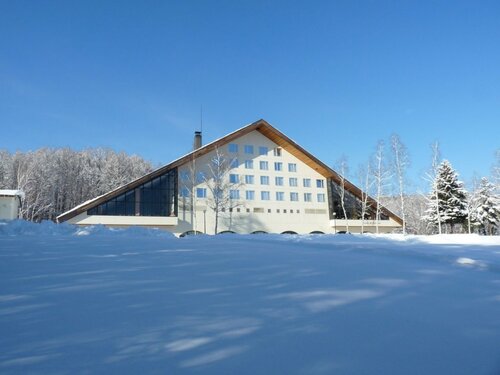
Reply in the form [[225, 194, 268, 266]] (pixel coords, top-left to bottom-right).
[[180, 346, 247, 367], [165, 337, 213, 352]]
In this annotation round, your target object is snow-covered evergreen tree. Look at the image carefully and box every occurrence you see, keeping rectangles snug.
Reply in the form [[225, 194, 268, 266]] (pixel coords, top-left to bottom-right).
[[472, 177, 499, 235], [423, 160, 468, 233]]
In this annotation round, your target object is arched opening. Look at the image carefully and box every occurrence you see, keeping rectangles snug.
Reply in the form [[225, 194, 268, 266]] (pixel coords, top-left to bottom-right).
[[180, 230, 204, 237], [363, 231, 372, 234], [336, 231, 350, 234], [310, 231, 325, 235], [218, 230, 237, 235], [281, 231, 298, 235], [251, 230, 268, 234]]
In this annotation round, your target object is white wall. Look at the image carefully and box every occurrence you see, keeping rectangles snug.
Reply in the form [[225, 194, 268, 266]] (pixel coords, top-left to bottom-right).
[[0, 196, 21, 220], [174, 130, 400, 235]]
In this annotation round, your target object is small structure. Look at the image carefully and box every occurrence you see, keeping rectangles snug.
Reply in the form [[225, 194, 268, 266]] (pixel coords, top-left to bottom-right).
[[0, 190, 24, 220]]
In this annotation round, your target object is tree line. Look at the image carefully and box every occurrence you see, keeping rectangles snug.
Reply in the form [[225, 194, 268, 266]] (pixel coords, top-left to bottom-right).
[[347, 138, 499, 235], [0, 149, 152, 222]]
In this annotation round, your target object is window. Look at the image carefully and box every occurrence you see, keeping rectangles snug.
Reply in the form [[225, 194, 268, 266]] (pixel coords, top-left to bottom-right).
[[245, 175, 254, 184], [316, 179, 325, 188], [303, 178, 311, 188], [276, 192, 285, 201], [261, 191, 270, 200], [230, 190, 240, 200], [180, 187, 190, 197], [288, 163, 297, 172], [290, 192, 299, 201], [228, 143, 238, 153], [289, 177, 298, 187], [180, 171, 189, 181], [259, 146, 268, 155], [88, 169, 177, 217], [229, 174, 239, 183], [246, 190, 255, 200], [275, 176, 284, 186], [304, 193, 312, 202], [260, 176, 270, 185], [196, 188, 207, 198], [244, 145, 254, 154], [230, 158, 239, 168], [317, 193, 325, 202], [244, 160, 254, 169], [274, 162, 283, 171], [273, 147, 282, 157], [259, 161, 268, 170]]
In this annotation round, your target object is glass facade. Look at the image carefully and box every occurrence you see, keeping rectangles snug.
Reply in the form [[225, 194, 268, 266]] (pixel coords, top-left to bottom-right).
[[88, 168, 178, 217]]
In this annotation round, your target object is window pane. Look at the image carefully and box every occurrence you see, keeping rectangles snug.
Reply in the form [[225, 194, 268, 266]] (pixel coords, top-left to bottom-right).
[[244, 160, 253, 169], [303, 178, 311, 187], [259, 161, 268, 170], [244, 145, 254, 154], [259, 146, 268, 155], [245, 175, 254, 184], [228, 143, 238, 153], [229, 174, 239, 183], [260, 176, 269, 185], [275, 177, 283, 186], [196, 188, 206, 198], [288, 163, 297, 172], [246, 190, 255, 200]]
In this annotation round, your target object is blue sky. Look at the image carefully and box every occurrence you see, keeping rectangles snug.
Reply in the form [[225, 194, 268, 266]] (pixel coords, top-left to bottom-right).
[[1, 0, 499, 192]]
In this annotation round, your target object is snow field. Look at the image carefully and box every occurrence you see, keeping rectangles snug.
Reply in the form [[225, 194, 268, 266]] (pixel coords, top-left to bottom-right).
[[1, 221, 499, 374]]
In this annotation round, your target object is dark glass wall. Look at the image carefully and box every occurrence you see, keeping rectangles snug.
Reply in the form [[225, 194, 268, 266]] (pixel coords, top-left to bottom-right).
[[327, 179, 384, 220], [88, 168, 178, 216]]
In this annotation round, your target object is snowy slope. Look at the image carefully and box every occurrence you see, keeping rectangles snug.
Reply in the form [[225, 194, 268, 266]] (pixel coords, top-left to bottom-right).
[[1, 221, 500, 374]]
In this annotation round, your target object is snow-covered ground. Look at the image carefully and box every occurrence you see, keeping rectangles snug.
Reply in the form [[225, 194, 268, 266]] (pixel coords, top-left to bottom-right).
[[1, 221, 500, 374]]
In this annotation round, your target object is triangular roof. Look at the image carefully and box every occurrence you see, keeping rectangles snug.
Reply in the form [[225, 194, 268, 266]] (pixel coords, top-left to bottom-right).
[[58, 119, 402, 224]]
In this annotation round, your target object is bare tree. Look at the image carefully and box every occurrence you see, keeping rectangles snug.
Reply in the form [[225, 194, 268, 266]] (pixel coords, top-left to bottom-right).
[[422, 141, 442, 234], [371, 141, 392, 234], [335, 156, 350, 233], [203, 148, 243, 234], [493, 149, 500, 195], [179, 155, 200, 233], [465, 175, 481, 234], [390, 134, 410, 234], [357, 162, 373, 234]]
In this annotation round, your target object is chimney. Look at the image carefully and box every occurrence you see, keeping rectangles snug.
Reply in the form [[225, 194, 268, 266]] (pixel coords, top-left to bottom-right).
[[193, 131, 202, 150]]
